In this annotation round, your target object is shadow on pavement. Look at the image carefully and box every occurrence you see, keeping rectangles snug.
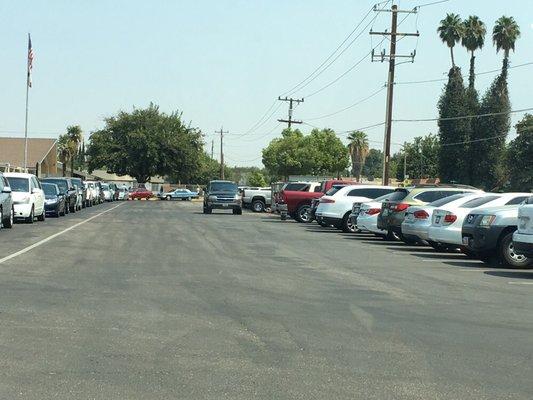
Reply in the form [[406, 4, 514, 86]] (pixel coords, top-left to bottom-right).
[[484, 270, 533, 279], [412, 252, 465, 260], [360, 240, 403, 245], [388, 246, 434, 253], [443, 260, 490, 268]]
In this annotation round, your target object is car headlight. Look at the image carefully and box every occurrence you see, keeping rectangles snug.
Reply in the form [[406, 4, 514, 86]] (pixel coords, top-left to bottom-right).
[[479, 215, 496, 227], [234, 194, 241, 200], [208, 195, 217, 201], [45, 198, 58, 204]]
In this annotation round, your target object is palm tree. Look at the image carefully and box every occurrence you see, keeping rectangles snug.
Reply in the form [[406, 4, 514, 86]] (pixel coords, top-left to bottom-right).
[[437, 13, 464, 69], [347, 131, 369, 182], [66, 125, 83, 176], [461, 16, 486, 89], [57, 134, 71, 177], [493, 16, 520, 76]]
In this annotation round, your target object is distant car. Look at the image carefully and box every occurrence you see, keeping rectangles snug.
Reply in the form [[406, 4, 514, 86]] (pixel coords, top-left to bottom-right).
[[130, 187, 153, 200], [0, 172, 14, 229], [241, 187, 271, 212], [85, 181, 99, 205], [41, 177, 78, 213], [160, 188, 199, 201], [353, 192, 404, 239], [70, 177, 87, 209], [116, 187, 129, 201], [513, 196, 533, 258], [315, 185, 396, 232], [5, 172, 46, 223], [42, 182, 66, 217], [101, 183, 113, 202], [84, 181, 95, 207], [203, 180, 242, 214], [462, 204, 532, 268]]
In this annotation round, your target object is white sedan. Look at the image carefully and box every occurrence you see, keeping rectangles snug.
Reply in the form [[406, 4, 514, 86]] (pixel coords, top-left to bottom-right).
[[315, 185, 395, 233], [428, 192, 532, 247]]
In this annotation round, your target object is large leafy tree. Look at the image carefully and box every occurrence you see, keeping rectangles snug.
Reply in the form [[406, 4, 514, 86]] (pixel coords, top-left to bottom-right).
[[362, 148, 383, 180], [247, 171, 267, 187], [87, 104, 203, 183], [347, 130, 369, 181], [461, 16, 486, 89], [506, 114, 532, 191], [262, 129, 307, 180], [437, 13, 464, 68], [437, 68, 470, 184], [395, 134, 440, 181], [493, 16, 520, 76]]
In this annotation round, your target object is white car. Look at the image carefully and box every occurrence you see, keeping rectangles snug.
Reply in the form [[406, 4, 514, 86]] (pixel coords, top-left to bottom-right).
[[86, 181, 100, 204], [84, 181, 94, 206], [401, 192, 485, 247], [315, 185, 395, 232], [428, 192, 532, 248], [355, 193, 398, 239], [101, 183, 113, 202], [4, 172, 45, 223], [513, 196, 533, 258]]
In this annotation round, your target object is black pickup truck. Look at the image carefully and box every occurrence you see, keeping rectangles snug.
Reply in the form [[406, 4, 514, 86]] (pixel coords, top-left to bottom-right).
[[203, 180, 242, 215]]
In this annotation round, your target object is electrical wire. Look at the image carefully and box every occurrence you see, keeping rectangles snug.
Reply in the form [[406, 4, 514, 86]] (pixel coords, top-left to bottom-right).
[[415, 0, 450, 8], [393, 107, 533, 123]]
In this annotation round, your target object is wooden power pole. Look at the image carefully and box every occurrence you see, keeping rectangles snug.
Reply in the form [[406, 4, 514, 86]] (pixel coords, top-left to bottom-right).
[[277, 97, 304, 128], [370, 4, 418, 185], [215, 127, 228, 179]]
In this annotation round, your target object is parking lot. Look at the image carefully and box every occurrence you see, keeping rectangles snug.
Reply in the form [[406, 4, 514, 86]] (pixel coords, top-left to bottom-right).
[[0, 200, 532, 399]]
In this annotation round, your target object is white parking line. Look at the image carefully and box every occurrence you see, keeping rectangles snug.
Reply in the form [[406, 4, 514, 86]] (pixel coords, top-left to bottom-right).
[[0, 203, 124, 265], [508, 281, 533, 285]]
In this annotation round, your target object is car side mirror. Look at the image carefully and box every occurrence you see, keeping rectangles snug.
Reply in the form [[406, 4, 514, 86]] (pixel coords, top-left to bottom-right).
[[2, 186, 11, 194]]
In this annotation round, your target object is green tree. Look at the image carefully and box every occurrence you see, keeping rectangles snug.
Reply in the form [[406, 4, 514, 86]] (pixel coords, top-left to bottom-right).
[[395, 134, 440, 181], [493, 16, 521, 76], [362, 148, 383, 180], [438, 68, 470, 184], [66, 125, 83, 176], [248, 171, 267, 187], [347, 130, 369, 181], [262, 128, 307, 180], [506, 114, 533, 191], [304, 128, 350, 177], [437, 13, 464, 68], [461, 16, 486, 89], [87, 104, 203, 183]]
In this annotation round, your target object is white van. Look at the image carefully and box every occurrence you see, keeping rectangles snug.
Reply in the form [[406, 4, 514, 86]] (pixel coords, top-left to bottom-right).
[[4, 172, 46, 223]]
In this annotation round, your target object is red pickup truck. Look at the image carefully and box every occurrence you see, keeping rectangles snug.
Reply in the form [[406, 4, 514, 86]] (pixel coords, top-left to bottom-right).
[[279, 180, 357, 222]]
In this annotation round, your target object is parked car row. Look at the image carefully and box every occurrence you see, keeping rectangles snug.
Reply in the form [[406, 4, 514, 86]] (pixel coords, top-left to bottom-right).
[[0, 172, 128, 230], [277, 181, 532, 268]]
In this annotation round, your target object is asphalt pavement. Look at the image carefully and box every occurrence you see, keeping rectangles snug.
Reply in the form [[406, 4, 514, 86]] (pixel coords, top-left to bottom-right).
[[0, 200, 532, 399]]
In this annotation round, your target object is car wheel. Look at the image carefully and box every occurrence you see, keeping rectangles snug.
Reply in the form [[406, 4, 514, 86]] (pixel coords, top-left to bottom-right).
[[252, 199, 265, 213], [166, 195, 171, 201], [342, 212, 357, 233], [203, 206, 212, 214], [498, 231, 532, 268], [295, 204, 311, 223], [233, 208, 242, 215], [280, 213, 287, 221], [427, 240, 455, 252], [384, 230, 400, 241], [37, 209, 45, 222], [0, 207, 3, 228], [26, 206, 35, 224], [399, 233, 418, 245], [187, 197, 191, 201]]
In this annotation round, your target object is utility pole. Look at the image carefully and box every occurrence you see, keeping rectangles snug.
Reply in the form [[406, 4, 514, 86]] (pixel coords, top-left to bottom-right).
[[277, 96, 304, 128], [370, 4, 419, 185], [211, 138, 214, 159], [215, 127, 228, 179]]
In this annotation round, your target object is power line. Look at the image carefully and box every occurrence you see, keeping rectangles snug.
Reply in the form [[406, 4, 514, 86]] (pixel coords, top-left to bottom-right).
[[394, 106, 533, 123], [280, 2, 388, 98], [241, 123, 283, 142], [415, 0, 450, 8], [304, 86, 386, 121]]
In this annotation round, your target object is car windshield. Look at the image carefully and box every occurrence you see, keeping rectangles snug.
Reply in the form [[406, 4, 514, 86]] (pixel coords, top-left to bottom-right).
[[7, 177, 29, 192], [428, 193, 468, 207], [44, 179, 68, 192], [325, 185, 346, 196], [101, 184, 109, 190], [210, 182, 237, 192], [42, 184, 57, 196], [460, 195, 501, 208]]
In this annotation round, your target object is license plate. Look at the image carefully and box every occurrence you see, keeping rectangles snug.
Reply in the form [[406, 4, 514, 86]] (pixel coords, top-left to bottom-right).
[[222, 203, 228, 207], [462, 236, 469, 246], [435, 216, 441, 224]]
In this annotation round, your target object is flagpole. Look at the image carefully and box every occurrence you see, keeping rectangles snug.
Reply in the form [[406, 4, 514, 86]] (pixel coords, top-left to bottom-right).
[[23, 33, 30, 172]]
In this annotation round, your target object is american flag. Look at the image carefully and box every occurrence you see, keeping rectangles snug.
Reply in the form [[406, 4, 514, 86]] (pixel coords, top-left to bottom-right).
[[27, 34, 34, 88]]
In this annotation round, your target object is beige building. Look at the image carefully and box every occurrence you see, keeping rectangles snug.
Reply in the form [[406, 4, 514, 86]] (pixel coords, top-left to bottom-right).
[[0, 137, 58, 176]]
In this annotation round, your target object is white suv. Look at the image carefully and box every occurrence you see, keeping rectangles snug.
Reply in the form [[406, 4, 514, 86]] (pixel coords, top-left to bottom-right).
[[4, 172, 45, 223], [513, 196, 533, 258], [315, 185, 396, 232]]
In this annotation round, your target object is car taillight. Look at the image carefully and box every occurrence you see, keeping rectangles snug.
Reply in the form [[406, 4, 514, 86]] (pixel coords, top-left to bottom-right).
[[394, 203, 409, 212], [366, 208, 381, 215], [320, 198, 335, 203], [444, 214, 457, 224], [413, 210, 429, 219]]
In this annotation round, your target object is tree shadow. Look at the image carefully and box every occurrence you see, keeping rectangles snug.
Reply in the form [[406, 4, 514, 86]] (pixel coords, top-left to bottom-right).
[[484, 270, 533, 279]]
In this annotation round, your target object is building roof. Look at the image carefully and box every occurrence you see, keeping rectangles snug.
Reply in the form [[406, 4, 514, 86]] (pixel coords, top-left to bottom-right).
[[90, 169, 136, 182], [0, 137, 57, 168]]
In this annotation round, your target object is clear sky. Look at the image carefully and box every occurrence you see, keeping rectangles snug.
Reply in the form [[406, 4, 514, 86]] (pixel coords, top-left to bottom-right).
[[1, 0, 532, 167]]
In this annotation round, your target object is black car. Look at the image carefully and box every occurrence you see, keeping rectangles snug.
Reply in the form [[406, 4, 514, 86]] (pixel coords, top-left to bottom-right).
[[42, 182, 66, 217], [41, 177, 77, 213], [203, 180, 242, 214], [70, 177, 87, 208]]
